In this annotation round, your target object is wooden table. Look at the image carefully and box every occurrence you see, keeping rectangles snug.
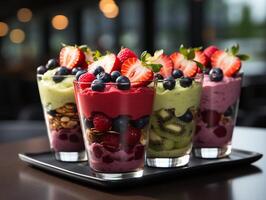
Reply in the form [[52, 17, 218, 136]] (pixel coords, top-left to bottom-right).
[[0, 127, 265, 200]]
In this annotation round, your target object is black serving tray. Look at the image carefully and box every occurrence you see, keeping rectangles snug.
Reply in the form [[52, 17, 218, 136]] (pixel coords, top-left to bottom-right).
[[19, 149, 262, 188]]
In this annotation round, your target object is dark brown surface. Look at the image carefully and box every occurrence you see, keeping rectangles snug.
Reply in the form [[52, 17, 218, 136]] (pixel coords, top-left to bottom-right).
[[0, 127, 265, 200]]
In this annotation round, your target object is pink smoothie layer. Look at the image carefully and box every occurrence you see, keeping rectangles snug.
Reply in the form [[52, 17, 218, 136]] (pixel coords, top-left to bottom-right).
[[75, 85, 155, 120], [51, 127, 85, 152], [193, 119, 234, 148], [89, 143, 144, 173], [200, 75, 242, 113]]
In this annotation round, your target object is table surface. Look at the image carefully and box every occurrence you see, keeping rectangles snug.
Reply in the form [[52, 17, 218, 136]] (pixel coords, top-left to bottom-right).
[[0, 127, 265, 200]]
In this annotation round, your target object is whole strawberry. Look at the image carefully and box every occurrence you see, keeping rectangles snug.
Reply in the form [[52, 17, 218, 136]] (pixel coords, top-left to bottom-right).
[[117, 47, 137, 63], [93, 113, 112, 132]]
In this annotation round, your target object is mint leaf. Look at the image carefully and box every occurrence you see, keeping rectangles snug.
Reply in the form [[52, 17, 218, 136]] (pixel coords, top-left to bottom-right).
[[193, 46, 203, 51], [141, 51, 151, 62], [179, 44, 187, 57], [237, 54, 250, 61], [61, 43, 67, 47], [147, 64, 162, 73], [193, 60, 204, 70], [79, 45, 88, 52], [187, 49, 195, 60], [231, 44, 239, 55], [93, 50, 102, 61]]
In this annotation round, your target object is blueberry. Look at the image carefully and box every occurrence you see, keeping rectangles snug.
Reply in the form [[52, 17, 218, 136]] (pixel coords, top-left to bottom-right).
[[71, 67, 83, 75], [47, 110, 57, 116], [37, 65, 47, 75], [91, 79, 105, 91], [163, 76, 176, 90], [116, 76, 131, 90], [209, 68, 224, 82], [84, 118, 94, 128], [113, 116, 130, 133], [75, 70, 86, 80], [56, 66, 69, 75], [178, 110, 193, 122], [110, 71, 121, 82], [155, 73, 164, 80], [172, 69, 183, 79], [224, 106, 234, 117], [179, 77, 193, 88], [93, 66, 105, 76], [203, 68, 211, 75], [46, 58, 58, 70], [131, 116, 150, 129], [97, 72, 111, 83]]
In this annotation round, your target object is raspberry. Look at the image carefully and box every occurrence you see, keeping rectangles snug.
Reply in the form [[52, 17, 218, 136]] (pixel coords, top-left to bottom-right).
[[78, 72, 95, 89], [101, 133, 120, 152], [92, 145, 103, 158], [93, 113, 112, 132], [213, 126, 227, 138], [124, 126, 141, 146], [117, 48, 137, 63]]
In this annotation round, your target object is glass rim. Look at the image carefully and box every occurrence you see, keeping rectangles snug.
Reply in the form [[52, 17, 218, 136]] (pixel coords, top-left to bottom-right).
[[37, 74, 75, 78], [73, 80, 155, 85]]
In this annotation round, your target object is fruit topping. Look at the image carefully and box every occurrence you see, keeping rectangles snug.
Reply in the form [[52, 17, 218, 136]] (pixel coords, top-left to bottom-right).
[[156, 109, 172, 122], [101, 133, 120, 152], [88, 53, 121, 74], [213, 126, 227, 138], [75, 70, 86, 81], [93, 66, 105, 76], [170, 45, 206, 77], [117, 47, 138, 63], [91, 79, 105, 92], [116, 75, 131, 90], [203, 67, 211, 75], [163, 76, 176, 90], [131, 116, 150, 129], [134, 145, 144, 160], [112, 115, 130, 133], [110, 70, 121, 82], [211, 44, 249, 77], [52, 67, 69, 83], [124, 126, 141, 146], [178, 109, 193, 122], [209, 67, 224, 82], [93, 113, 112, 132], [172, 69, 183, 79], [92, 145, 103, 158], [179, 77, 193, 88], [59, 46, 86, 69], [78, 72, 96, 89], [46, 58, 58, 70], [201, 110, 221, 127], [96, 72, 111, 83], [71, 67, 83, 75], [37, 65, 47, 75], [163, 123, 182, 134], [121, 57, 154, 87], [203, 45, 219, 60], [155, 73, 164, 80]]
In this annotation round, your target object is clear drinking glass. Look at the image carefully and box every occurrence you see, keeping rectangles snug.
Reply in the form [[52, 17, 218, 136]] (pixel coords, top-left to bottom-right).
[[74, 81, 155, 180], [146, 74, 203, 167], [193, 74, 242, 158], [37, 74, 87, 162]]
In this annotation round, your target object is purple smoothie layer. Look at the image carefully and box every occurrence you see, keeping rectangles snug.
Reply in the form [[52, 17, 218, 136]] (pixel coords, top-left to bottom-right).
[[89, 143, 144, 173], [50, 127, 85, 152], [194, 74, 242, 148]]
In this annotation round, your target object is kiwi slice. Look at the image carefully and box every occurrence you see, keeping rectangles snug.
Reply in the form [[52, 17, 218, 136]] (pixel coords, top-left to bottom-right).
[[156, 109, 172, 122], [149, 130, 163, 145], [162, 139, 175, 150], [163, 123, 182, 134], [147, 144, 192, 158]]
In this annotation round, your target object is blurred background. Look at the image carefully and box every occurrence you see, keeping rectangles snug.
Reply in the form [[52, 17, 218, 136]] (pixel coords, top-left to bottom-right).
[[0, 0, 265, 142]]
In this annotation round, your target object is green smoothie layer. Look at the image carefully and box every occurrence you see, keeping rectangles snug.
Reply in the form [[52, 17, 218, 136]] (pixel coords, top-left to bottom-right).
[[153, 80, 202, 117], [37, 69, 76, 110]]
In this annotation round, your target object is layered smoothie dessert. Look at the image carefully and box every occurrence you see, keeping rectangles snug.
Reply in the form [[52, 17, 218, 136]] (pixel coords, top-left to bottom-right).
[[37, 45, 93, 161], [193, 44, 249, 158], [145, 46, 204, 167], [74, 48, 155, 179]]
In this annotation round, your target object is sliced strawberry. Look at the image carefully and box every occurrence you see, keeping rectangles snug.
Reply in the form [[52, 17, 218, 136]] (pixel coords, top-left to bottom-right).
[[204, 45, 219, 60], [59, 46, 86, 69], [88, 53, 121, 74], [155, 54, 173, 78], [194, 51, 208, 68], [211, 50, 241, 77], [170, 52, 198, 77], [117, 47, 137, 63], [101, 133, 120, 152], [121, 58, 154, 87]]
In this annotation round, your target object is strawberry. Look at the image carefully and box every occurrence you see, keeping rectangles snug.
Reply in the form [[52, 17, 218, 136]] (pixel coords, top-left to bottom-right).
[[101, 133, 120, 152], [78, 72, 96, 89], [59, 46, 86, 69], [121, 57, 154, 87], [195, 51, 208, 68], [211, 50, 241, 77], [117, 47, 137, 63], [201, 110, 221, 127], [88, 53, 121, 74], [204, 45, 219, 60], [213, 126, 227, 138], [93, 113, 112, 132], [124, 126, 141, 146], [156, 54, 174, 78]]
